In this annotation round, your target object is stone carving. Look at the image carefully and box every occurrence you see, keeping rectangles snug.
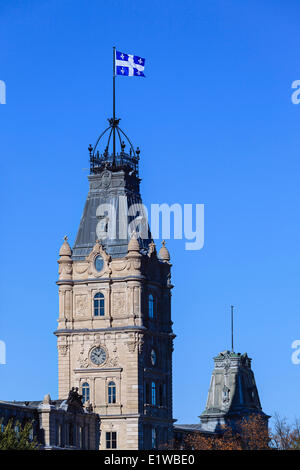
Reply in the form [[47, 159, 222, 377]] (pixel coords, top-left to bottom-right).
[[215, 351, 233, 371], [126, 332, 144, 353], [107, 344, 118, 367], [101, 170, 111, 189], [58, 344, 68, 356], [113, 292, 125, 316], [73, 262, 89, 275], [113, 260, 128, 272], [127, 333, 137, 352], [67, 387, 83, 409], [75, 294, 87, 316], [138, 335, 144, 354], [222, 385, 231, 405], [58, 262, 73, 279], [77, 345, 89, 368], [148, 241, 156, 257]]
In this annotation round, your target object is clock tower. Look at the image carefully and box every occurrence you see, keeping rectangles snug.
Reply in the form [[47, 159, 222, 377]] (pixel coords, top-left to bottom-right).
[[55, 118, 175, 450]]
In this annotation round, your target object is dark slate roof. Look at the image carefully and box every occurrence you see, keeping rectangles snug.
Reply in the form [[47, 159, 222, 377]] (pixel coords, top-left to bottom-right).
[[3, 400, 64, 410], [72, 169, 151, 260], [174, 424, 214, 434]]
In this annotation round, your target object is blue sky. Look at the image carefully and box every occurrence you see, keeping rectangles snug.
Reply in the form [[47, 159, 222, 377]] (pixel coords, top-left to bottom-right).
[[0, 0, 300, 426]]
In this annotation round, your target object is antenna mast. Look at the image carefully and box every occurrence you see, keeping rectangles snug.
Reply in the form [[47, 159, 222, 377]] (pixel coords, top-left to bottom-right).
[[231, 305, 234, 352]]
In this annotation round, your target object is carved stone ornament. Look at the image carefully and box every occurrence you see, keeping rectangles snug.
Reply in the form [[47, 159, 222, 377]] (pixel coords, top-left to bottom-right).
[[215, 351, 232, 371], [113, 292, 125, 316], [148, 241, 157, 257], [126, 258, 142, 272], [58, 262, 73, 279], [77, 345, 89, 368], [58, 344, 68, 356], [86, 240, 111, 276], [75, 294, 88, 316], [138, 335, 144, 354], [126, 332, 144, 353], [66, 387, 83, 409], [101, 170, 112, 189], [107, 344, 119, 367], [73, 262, 89, 275], [222, 385, 231, 405], [113, 260, 128, 272]]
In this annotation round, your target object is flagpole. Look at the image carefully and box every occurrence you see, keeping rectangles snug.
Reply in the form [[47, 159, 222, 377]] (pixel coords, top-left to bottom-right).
[[113, 46, 116, 165]]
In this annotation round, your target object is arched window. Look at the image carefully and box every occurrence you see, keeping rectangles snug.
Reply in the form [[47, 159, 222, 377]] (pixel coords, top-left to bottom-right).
[[94, 292, 105, 316], [151, 381, 156, 405], [148, 294, 154, 319], [108, 381, 116, 404], [82, 382, 90, 404]]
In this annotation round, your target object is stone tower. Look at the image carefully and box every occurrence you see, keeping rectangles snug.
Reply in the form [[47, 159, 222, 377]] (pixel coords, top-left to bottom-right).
[[55, 118, 175, 450], [200, 350, 269, 432]]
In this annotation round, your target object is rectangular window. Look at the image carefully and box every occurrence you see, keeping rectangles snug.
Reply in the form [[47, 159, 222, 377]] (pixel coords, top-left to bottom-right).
[[86, 424, 90, 450], [99, 298, 105, 316], [108, 382, 116, 404], [55, 422, 61, 446], [79, 426, 85, 449], [151, 427, 157, 449], [69, 423, 75, 447], [94, 297, 105, 316], [151, 381, 156, 406], [106, 431, 117, 449], [145, 382, 150, 404]]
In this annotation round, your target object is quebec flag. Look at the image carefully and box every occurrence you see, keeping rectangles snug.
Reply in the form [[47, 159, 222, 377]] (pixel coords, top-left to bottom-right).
[[115, 50, 145, 77]]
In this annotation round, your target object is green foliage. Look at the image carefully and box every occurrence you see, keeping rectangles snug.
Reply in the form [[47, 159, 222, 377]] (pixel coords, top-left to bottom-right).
[[0, 419, 39, 450]]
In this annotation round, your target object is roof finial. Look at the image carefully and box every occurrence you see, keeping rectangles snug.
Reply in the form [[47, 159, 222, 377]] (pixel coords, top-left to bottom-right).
[[64, 235, 68, 241]]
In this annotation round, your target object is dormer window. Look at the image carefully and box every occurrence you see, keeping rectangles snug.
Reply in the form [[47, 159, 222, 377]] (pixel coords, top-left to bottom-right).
[[95, 255, 104, 272]]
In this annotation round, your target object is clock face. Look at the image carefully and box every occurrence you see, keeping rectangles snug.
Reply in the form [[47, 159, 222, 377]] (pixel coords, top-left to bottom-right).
[[95, 255, 104, 272], [150, 349, 157, 366], [90, 347, 106, 366]]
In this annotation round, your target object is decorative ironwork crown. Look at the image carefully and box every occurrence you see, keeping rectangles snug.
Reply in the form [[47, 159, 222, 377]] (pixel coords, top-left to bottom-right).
[[89, 118, 140, 175]]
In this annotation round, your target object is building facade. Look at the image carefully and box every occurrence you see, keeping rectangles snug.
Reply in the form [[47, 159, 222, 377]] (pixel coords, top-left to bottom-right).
[[0, 390, 99, 450], [54, 119, 175, 450]]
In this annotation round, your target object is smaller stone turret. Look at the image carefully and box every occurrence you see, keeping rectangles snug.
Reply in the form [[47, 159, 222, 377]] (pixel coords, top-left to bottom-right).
[[59, 236, 72, 257], [200, 350, 269, 432], [58, 236, 73, 281]]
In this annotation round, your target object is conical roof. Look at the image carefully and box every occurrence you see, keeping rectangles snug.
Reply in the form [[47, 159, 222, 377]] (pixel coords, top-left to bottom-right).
[[59, 236, 72, 257]]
